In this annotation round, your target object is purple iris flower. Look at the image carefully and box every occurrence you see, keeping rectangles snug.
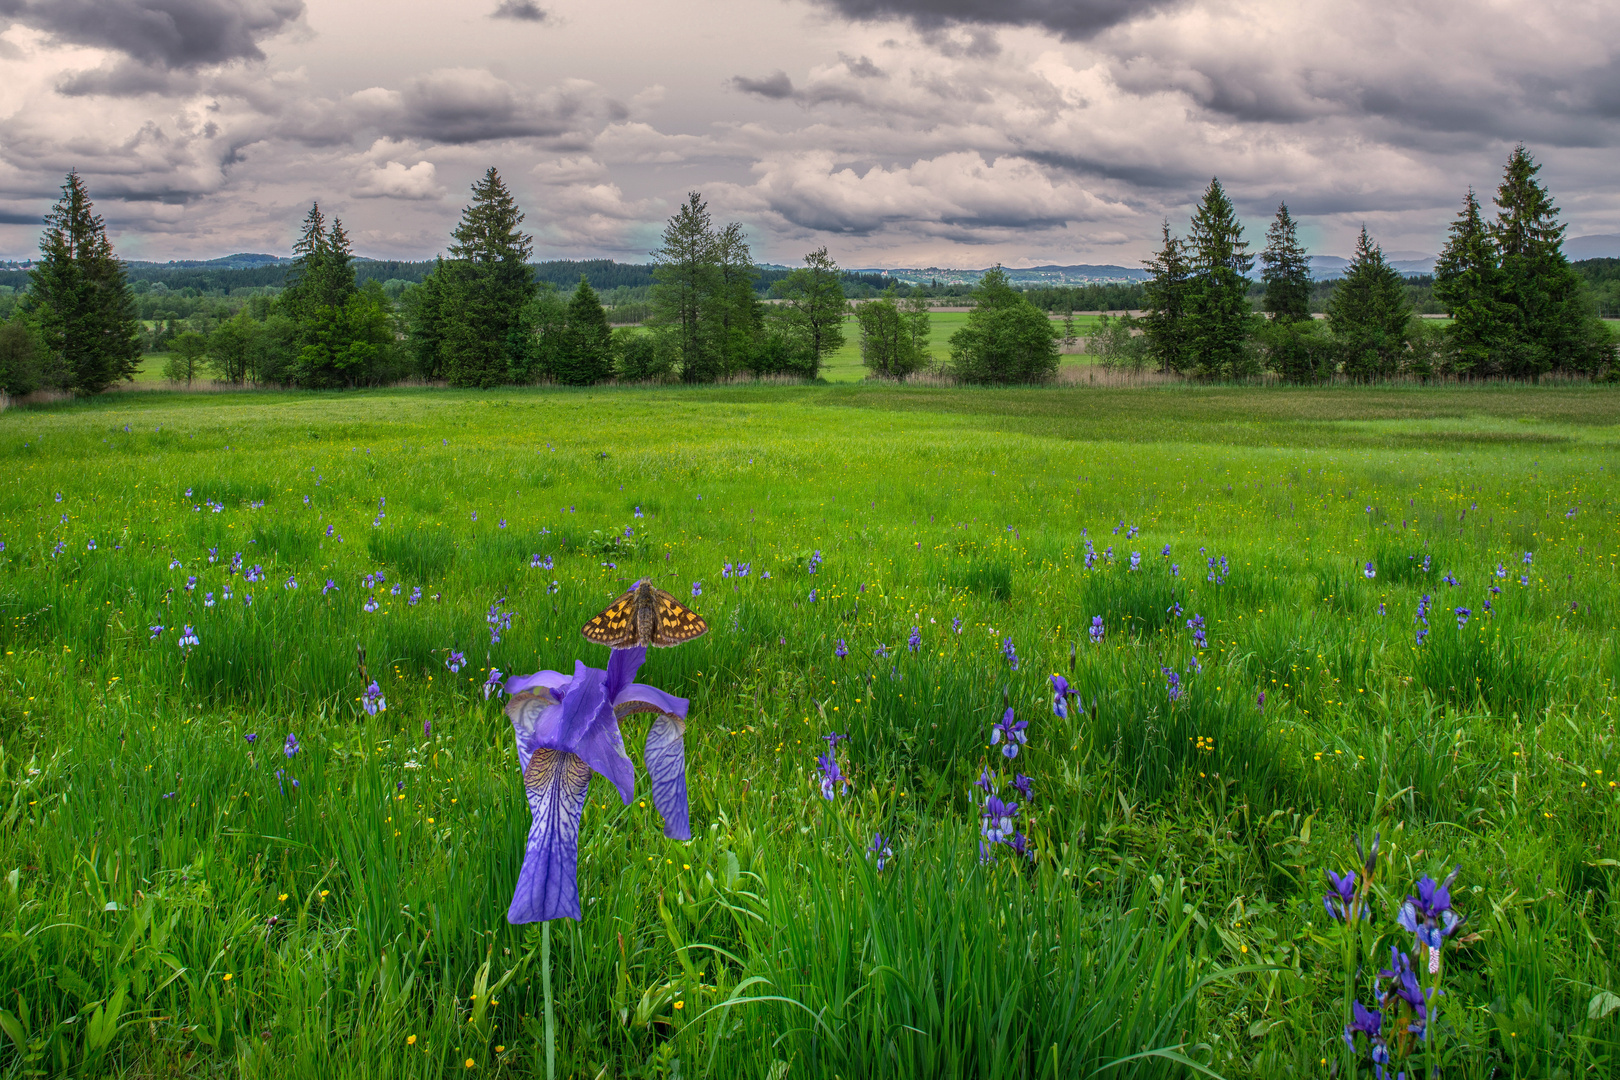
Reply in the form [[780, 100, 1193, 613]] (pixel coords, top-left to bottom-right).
[[1342, 999, 1383, 1054], [1012, 772, 1033, 799], [1323, 868, 1357, 921], [1397, 869, 1463, 964], [1162, 667, 1183, 703], [1089, 615, 1104, 644], [1002, 638, 1019, 670], [283, 733, 299, 758], [1050, 674, 1074, 718], [990, 707, 1027, 758], [835, 639, 848, 659], [244, 732, 257, 744], [1364, 562, 1376, 580], [499, 647, 689, 922], [868, 833, 892, 872], [1379, 945, 1428, 1018], [908, 626, 921, 653], [362, 680, 386, 716], [1454, 607, 1471, 628]]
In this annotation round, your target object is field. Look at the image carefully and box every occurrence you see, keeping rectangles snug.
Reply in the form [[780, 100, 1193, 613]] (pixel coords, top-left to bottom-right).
[[1, 383, 1618, 1079]]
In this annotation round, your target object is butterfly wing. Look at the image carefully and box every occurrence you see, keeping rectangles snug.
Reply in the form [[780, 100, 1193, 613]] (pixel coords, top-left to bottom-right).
[[581, 590, 639, 648], [649, 587, 708, 647]]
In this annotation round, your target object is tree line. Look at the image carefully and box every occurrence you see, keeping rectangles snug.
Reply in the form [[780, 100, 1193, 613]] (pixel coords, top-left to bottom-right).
[[3, 149, 1614, 396], [1115, 146, 1615, 381]]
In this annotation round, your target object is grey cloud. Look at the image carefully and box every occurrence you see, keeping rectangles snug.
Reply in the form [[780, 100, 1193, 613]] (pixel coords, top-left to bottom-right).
[[490, 0, 546, 21], [839, 53, 885, 78], [731, 71, 796, 100], [57, 59, 199, 96], [808, 0, 1172, 41], [366, 70, 602, 144], [0, 210, 43, 225], [5, 0, 304, 68]]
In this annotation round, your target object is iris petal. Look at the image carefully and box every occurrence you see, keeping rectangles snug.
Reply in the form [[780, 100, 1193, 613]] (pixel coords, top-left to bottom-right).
[[645, 713, 690, 840], [574, 708, 636, 805], [604, 646, 646, 700], [505, 693, 562, 773], [615, 682, 690, 720], [509, 748, 593, 923], [504, 670, 571, 697]]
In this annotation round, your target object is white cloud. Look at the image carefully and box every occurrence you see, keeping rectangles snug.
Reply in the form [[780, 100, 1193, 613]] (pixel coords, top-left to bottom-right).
[[353, 159, 444, 200]]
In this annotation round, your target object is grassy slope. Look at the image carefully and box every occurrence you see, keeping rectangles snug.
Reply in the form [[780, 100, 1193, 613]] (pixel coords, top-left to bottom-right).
[[0, 383, 1617, 1078]]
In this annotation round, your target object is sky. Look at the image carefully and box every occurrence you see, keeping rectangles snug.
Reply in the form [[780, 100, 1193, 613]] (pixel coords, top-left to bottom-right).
[[2, 0, 1618, 266]]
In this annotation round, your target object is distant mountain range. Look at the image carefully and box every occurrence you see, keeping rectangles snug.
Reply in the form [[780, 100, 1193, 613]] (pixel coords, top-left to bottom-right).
[[125, 253, 292, 270]]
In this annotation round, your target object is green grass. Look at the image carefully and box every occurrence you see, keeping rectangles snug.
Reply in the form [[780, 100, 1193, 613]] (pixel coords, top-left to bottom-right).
[[0, 382, 1617, 1078], [819, 310, 1107, 382]]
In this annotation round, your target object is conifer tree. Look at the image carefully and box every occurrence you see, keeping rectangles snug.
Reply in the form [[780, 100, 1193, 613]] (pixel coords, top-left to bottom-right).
[[29, 171, 141, 394], [1260, 203, 1312, 324], [1141, 222, 1192, 374], [1326, 227, 1412, 381], [280, 202, 329, 323], [554, 277, 614, 385], [1433, 189, 1507, 377], [438, 167, 539, 388], [651, 193, 720, 381], [1185, 179, 1254, 378], [1489, 146, 1609, 376]]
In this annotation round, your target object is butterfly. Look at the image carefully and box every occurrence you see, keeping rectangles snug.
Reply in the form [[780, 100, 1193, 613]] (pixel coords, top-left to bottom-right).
[[581, 579, 708, 649]]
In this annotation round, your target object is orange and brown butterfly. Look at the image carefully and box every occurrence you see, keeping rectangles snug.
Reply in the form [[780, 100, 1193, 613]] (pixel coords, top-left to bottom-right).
[[581, 579, 708, 649]]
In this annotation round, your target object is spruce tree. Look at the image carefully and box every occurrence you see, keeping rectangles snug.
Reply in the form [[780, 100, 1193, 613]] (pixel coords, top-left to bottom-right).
[[1489, 146, 1608, 376], [439, 168, 539, 388], [1326, 227, 1412, 381], [1185, 179, 1254, 378], [280, 202, 329, 323], [1140, 222, 1192, 374], [651, 193, 720, 382], [1260, 203, 1312, 324], [707, 221, 760, 378], [30, 171, 141, 394], [555, 277, 613, 385], [1433, 189, 1506, 377]]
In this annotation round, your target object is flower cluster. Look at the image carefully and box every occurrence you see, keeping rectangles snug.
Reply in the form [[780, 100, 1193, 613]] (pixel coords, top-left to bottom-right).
[[807, 550, 822, 574], [1186, 613, 1207, 649], [1002, 637, 1019, 671], [1206, 554, 1230, 585], [487, 597, 512, 645], [976, 708, 1034, 862]]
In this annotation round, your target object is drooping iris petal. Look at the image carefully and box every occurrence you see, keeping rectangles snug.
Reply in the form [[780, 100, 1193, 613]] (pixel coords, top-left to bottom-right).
[[644, 713, 690, 840], [572, 705, 636, 804], [509, 748, 593, 923]]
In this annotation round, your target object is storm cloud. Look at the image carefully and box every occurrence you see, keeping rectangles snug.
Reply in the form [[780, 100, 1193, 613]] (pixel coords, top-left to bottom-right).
[[0, 0, 1618, 265], [4, 0, 303, 67]]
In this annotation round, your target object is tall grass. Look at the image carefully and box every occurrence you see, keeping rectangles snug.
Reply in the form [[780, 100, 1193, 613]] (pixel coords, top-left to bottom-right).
[[0, 382, 1616, 1077]]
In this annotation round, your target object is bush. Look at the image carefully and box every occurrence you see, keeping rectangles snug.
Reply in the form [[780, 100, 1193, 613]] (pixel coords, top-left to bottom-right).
[[613, 328, 676, 382], [1089, 313, 1150, 373], [948, 267, 1060, 384]]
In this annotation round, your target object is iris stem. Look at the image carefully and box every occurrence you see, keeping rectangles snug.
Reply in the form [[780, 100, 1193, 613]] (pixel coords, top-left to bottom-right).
[[543, 920, 555, 1080]]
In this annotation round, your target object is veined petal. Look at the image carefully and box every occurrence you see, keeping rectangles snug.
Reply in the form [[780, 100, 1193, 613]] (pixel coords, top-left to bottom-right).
[[505, 692, 562, 773], [509, 748, 592, 923], [644, 713, 690, 840], [603, 646, 647, 700], [613, 682, 689, 721]]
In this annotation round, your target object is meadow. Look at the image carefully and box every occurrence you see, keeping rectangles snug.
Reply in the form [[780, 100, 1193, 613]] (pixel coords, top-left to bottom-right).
[[0, 382, 1617, 1079]]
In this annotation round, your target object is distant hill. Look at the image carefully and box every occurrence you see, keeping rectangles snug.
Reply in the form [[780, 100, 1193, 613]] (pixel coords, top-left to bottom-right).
[[126, 253, 292, 270], [849, 264, 1148, 285], [1564, 235, 1620, 261], [1308, 254, 1436, 280]]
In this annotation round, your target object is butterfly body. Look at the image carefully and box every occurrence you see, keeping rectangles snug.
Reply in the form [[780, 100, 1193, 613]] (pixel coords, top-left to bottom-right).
[[582, 579, 708, 648]]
